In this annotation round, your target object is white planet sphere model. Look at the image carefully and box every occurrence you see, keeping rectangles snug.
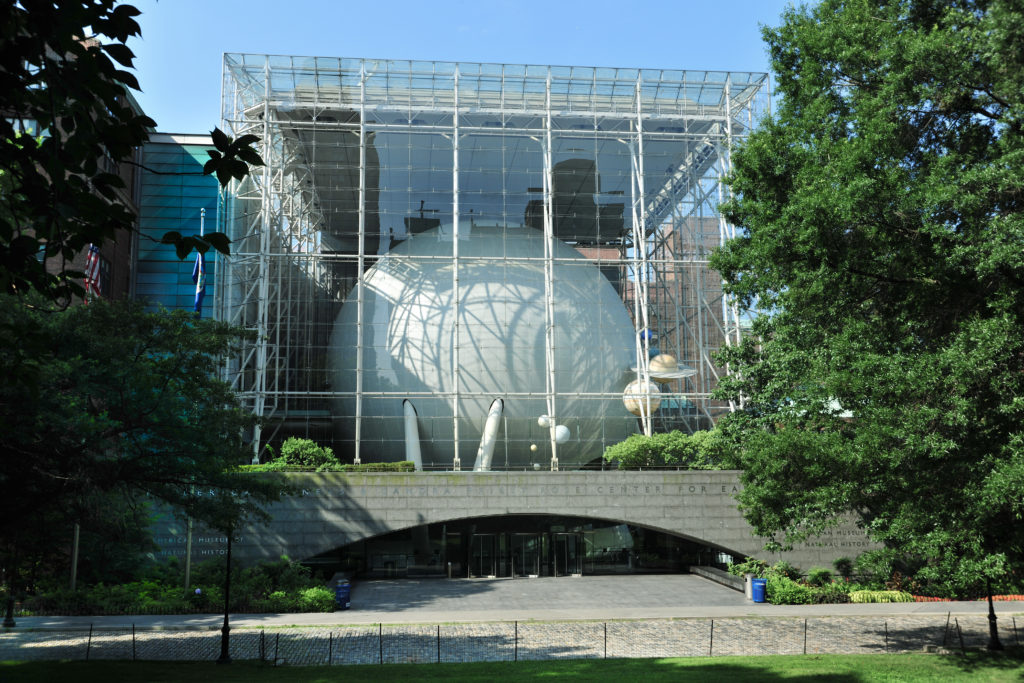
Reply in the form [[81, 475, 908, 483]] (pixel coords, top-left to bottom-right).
[[330, 224, 639, 469]]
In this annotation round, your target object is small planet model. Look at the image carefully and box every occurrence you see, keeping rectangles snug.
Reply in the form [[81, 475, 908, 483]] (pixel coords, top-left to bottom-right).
[[632, 353, 697, 383], [530, 444, 538, 452], [622, 379, 662, 416]]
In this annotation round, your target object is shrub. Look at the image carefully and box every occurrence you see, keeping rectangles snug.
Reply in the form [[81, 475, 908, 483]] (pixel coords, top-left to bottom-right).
[[806, 567, 833, 587], [849, 590, 914, 603], [603, 430, 729, 469], [833, 556, 854, 580], [279, 437, 341, 469], [770, 561, 802, 581], [766, 575, 814, 604], [342, 461, 415, 472], [298, 586, 336, 612], [728, 557, 770, 577], [810, 583, 850, 604]]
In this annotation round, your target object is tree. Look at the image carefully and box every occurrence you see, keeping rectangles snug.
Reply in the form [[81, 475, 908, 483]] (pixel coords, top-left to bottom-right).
[[0, 299, 285, 599], [0, 0, 261, 304], [712, 0, 1024, 608]]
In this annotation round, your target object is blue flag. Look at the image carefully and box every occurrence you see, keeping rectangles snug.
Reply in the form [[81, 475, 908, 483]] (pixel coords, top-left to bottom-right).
[[192, 251, 206, 316]]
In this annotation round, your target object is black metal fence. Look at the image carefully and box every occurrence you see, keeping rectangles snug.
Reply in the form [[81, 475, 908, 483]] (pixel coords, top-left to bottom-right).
[[1, 615, 1021, 665]]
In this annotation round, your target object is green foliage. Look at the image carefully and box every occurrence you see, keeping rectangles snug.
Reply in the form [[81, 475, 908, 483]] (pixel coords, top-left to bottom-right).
[[711, 0, 1024, 596], [240, 459, 416, 473], [832, 557, 854, 580], [766, 575, 814, 605], [0, 299, 286, 597], [344, 461, 416, 472], [727, 556, 770, 577], [277, 437, 341, 471], [603, 429, 730, 469], [22, 556, 336, 615], [849, 590, 915, 604], [0, 2, 262, 303], [806, 567, 833, 587]]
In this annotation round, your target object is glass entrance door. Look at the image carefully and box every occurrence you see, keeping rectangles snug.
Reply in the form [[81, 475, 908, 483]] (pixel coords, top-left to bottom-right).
[[511, 533, 542, 577], [469, 534, 498, 577], [553, 533, 582, 576]]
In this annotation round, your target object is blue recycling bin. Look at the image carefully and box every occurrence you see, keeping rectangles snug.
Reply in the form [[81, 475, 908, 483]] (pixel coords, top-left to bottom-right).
[[334, 580, 351, 610], [751, 578, 767, 603]]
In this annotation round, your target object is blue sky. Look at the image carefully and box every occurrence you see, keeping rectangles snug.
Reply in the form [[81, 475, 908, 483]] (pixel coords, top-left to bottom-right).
[[129, 0, 798, 134]]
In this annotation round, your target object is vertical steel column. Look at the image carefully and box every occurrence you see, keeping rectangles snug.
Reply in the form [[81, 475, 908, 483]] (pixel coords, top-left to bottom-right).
[[542, 70, 558, 469], [629, 77, 654, 436], [251, 56, 273, 460], [354, 61, 367, 464], [717, 75, 742, 411], [451, 66, 461, 470]]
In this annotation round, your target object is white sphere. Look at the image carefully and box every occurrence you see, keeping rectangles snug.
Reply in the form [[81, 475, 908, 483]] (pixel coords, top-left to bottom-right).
[[530, 444, 538, 452], [330, 225, 638, 468], [554, 424, 571, 444], [623, 379, 662, 416]]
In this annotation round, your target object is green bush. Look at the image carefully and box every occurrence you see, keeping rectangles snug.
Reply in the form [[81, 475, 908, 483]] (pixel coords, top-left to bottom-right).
[[727, 557, 770, 577], [832, 556, 854, 579], [770, 561, 802, 581], [806, 567, 833, 587], [810, 583, 850, 604], [279, 437, 341, 469], [849, 590, 915, 603], [603, 429, 730, 469], [342, 460, 415, 472], [766, 575, 814, 604], [298, 586, 336, 612]]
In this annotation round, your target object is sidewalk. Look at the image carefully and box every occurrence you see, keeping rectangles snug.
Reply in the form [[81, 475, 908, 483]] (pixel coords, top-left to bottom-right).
[[9, 575, 1024, 630]]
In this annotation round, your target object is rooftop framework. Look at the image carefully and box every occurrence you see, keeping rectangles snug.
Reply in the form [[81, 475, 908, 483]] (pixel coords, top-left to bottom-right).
[[216, 54, 769, 467]]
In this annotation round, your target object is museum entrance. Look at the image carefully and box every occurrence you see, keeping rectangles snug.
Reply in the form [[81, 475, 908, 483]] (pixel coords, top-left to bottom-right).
[[553, 532, 582, 576], [304, 514, 735, 579]]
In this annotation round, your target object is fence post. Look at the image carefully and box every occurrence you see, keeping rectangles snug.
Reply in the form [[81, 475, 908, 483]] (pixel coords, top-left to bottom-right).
[[86, 624, 92, 661], [943, 612, 951, 648], [275, 632, 279, 666], [132, 623, 136, 662], [515, 621, 518, 662], [437, 624, 440, 663], [329, 631, 333, 665], [884, 620, 889, 653], [955, 618, 966, 655], [379, 623, 383, 664], [803, 618, 807, 655], [708, 619, 714, 656], [1014, 616, 1019, 647], [260, 629, 265, 664], [604, 622, 607, 659]]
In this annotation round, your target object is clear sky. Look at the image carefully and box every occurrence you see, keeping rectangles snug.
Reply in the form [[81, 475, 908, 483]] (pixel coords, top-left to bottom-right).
[[128, 0, 798, 135]]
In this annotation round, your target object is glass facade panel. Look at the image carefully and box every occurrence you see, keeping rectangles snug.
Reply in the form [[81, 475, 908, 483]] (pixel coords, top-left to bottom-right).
[[217, 55, 768, 468]]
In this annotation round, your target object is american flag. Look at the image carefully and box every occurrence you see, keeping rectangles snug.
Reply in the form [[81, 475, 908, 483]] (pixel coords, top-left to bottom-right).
[[84, 244, 101, 300], [192, 250, 206, 316]]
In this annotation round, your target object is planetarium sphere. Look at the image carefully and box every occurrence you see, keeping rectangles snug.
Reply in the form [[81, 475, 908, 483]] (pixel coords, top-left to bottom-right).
[[329, 224, 638, 469]]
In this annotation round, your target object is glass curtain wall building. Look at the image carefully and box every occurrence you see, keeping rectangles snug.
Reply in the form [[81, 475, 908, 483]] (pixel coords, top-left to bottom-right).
[[217, 54, 768, 470]]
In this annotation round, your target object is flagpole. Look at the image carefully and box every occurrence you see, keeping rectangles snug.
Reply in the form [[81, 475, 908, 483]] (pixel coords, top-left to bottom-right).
[[200, 207, 205, 237]]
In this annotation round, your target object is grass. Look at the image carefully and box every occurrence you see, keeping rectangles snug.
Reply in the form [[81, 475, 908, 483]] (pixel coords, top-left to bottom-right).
[[2, 651, 1024, 682]]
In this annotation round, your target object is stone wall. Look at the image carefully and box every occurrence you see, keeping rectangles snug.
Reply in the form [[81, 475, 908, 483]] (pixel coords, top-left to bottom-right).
[[152, 470, 877, 571]]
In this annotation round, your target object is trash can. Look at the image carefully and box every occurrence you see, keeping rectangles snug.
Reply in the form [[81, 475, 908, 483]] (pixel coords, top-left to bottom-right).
[[334, 580, 351, 610], [751, 578, 767, 603], [744, 573, 754, 600]]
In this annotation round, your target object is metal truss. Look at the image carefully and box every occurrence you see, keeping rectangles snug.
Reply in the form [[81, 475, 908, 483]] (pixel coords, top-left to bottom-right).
[[215, 54, 769, 463]]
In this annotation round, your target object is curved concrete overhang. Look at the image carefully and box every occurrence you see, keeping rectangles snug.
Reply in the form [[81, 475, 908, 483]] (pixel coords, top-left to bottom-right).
[[152, 471, 877, 570]]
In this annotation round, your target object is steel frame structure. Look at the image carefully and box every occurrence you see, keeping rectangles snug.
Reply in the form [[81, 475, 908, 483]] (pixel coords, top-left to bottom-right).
[[216, 54, 768, 465]]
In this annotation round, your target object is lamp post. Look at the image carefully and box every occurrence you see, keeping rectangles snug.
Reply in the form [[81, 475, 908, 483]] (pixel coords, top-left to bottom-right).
[[986, 578, 1003, 651], [216, 529, 233, 664]]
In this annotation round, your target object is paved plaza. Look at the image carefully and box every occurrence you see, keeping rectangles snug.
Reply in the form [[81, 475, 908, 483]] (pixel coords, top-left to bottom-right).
[[3, 575, 1022, 664]]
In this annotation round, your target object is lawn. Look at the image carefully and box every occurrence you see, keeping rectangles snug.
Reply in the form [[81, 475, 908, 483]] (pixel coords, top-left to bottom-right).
[[3, 651, 1024, 682]]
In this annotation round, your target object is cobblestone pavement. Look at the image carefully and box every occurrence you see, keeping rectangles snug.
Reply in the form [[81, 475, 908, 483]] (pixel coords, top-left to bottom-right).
[[2, 615, 1021, 665]]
